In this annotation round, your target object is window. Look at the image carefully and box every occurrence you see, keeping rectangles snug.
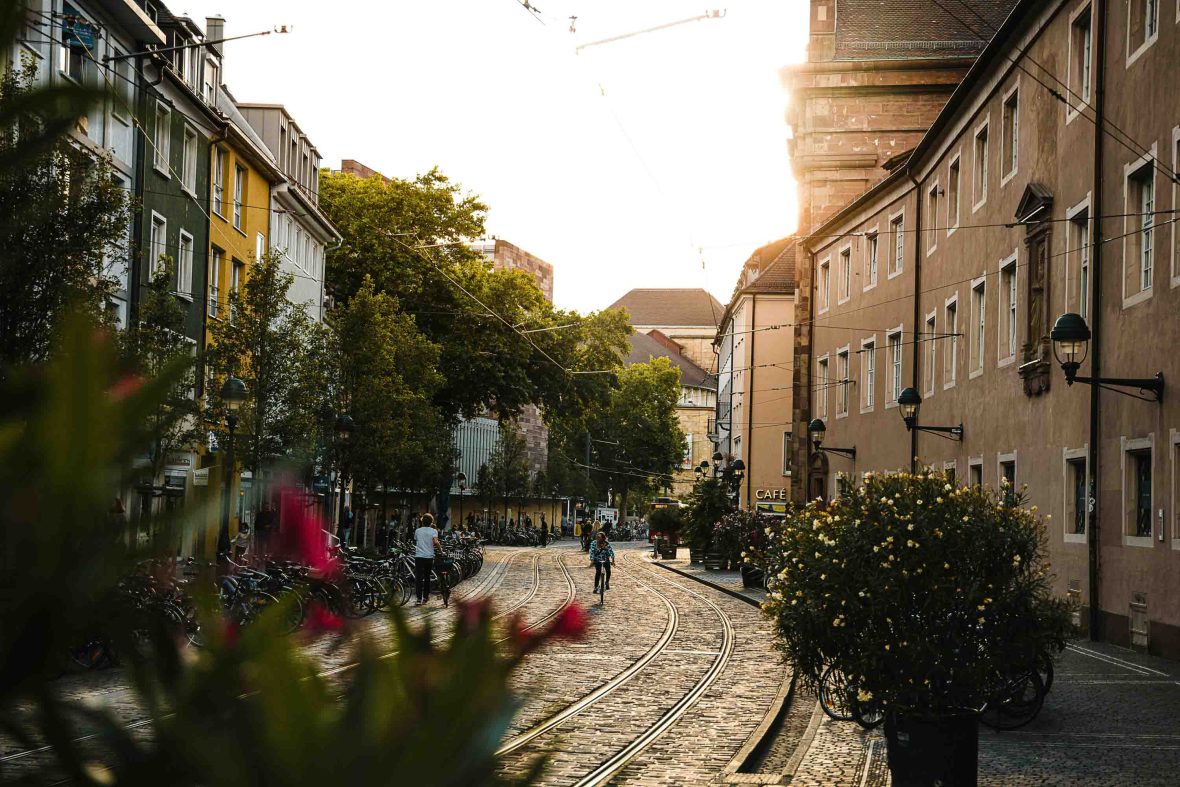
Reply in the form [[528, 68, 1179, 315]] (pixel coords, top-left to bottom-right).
[[212, 147, 225, 215], [948, 158, 961, 230], [1000, 258, 1017, 363], [927, 184, 939, 252], [923, 313, 936, 395], [59, 7, 89, 83], [1069, 207, 1090, 317], [944, 298, 958, 387], [1133, 451, 1152, 537], [891, 215, 904, 275], [181, 127, 198, 193], [837, 350, 849, 416], [1069, 6, 1092, 112], [233, 165, 245, 230], [888, 331, 902, 403], [839, 248, 851, 301], [209, 247, 222, 319], [1125, 160, 1156, 302], [782, 431, 792, 476], [256, 232, 265, 262], [1129, 0, 1160, 59], [231, 259, 243, 323], [971, 280, 986, 375], [865, 232, 878, 289], [817, 357, 829, 418], [149, 213, 167, 270], [1068, 457, 1088, 535], [973, 122, 989, 208], [1002, 88, 1019, 179], [176, 231, 193, 297], [969, 460, 983, 487], [112, 57, 133, 119], [1000, 458, 1016, 504], [203, 59, 218, 104], [153, 102, 171, 173], [1173, 432, 1180, 542], [819, 259, 831, 311], [861, 340, 876, 410], [944, 462, 957, 487], [294, 227, 304, 268]]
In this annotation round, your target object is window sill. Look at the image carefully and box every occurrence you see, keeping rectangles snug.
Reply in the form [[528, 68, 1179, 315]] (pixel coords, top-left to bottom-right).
[[172, 292, 194, 303], [860, 405, 875, 415], [1064, 533, 1087, 544], [181, 185, 198, 200], [863, 281, 878, 293], [969, 367, 984, 380], [926, 244, 938, 257], [885, 400, 898, 410], [947, 224, 960, 238], [1126, 34, 1158, 68], [1122, 535, 1153, 548], [233, 226, 249, 238], [153, 164, 172, 179], [971, 197, 987, 214], [1122, 287, 1153, 309], [997, 355, 1016, 369], [1000, 167, 1018, 188], [923, 387, 935, 399], [887, 268, 904, 280], [1065, 101, 1089, 125], [943, 379, 957, 391], [835, 411, 849, 421]]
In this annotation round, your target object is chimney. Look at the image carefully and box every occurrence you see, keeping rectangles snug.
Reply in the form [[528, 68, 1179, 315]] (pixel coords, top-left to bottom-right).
[[205, 16, 225, 56]]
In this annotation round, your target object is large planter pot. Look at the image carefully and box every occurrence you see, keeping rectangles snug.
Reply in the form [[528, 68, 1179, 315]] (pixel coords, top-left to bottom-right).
[[739, 564, 765, 589], [688, 546, 705, 565], [883, 713, 979, 787], [704, 550, 725, 570]]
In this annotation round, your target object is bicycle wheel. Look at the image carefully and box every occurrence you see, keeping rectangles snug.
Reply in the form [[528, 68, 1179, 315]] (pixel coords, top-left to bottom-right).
[[819, 665, 857, 722], [852, 699, 885, 730], [981, 669, 1045, 730]]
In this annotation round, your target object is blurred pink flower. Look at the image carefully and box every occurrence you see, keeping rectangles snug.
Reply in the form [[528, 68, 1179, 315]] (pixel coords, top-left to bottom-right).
[[108, 374, 145, 402], [303, 601, 344, 634], [545, 604, 588, 641], [276, 489, 339, 576]]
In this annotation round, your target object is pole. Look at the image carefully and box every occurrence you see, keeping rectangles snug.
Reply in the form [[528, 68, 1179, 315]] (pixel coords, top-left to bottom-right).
[[458, 487, 464, 530], [217, 415, 237, 556], [337, 472, 347, 545]]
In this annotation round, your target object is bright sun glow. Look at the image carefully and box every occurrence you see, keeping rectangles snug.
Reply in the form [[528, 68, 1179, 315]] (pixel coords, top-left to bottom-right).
[[177, 0, 809, 309]]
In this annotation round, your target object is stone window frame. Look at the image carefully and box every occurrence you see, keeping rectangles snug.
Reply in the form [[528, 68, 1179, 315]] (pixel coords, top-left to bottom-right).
[[943, 460, 957, 485], [969, 273, 987, 380], [837, 243, 853, 306], [1171, 126, 1180, 289], [926, 179, 940, 256], [947, 150, 962, 236], [1063, 445, 1089, 544], [863, 224, 880, 292], [816, 353, 830, 419], [149, 211, 168, 273], [835, 345, 851, 420], [923, 310, 938, 397], [1000, 81, 1020, 188], [997, 250, 1019, 368], [176, 228, 194, 300], [152, 100, 171, 177], [1121, 144, 1158, 309], [1066, 1, 1094, 125], [1121, 434, 1155, 546], [943, 293, 959, 390], [997, 451, 1018, 502], [180, 124, 198, 197], [1126, 0, 1160, 67], [1170, 428, 1180, 549], [968, 455, 984, 487], [886, 324, 903, 408], [972, 116, 990, 213], [1065, 194, 1093, 317], [818, 255, 832, 314], [888, 209, 905, 279], [859, 335, 877, 414]]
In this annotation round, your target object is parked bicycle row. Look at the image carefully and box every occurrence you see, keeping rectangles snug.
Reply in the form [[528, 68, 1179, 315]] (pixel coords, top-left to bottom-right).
[[66, 532, 484, 670]]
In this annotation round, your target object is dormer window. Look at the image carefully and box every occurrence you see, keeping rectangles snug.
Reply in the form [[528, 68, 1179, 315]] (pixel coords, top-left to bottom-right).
[[203, 59, 219, 103]]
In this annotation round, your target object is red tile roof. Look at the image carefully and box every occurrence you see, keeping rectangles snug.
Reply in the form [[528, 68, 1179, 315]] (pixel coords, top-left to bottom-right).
[[834, 0, 1017, 61], [609, 289, 724, 328]]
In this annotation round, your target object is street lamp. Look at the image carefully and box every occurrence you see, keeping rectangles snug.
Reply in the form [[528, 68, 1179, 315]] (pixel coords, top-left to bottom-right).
[[807, 418, 856, 459], [335, 413, 354, 545], [730, 458, 745, 504], [711, 451, 723, 477], [1051, 313, 1164, 401], [456, 471, 467, 531], [897, 387, 962, 472], [217, 376, 247, 557]]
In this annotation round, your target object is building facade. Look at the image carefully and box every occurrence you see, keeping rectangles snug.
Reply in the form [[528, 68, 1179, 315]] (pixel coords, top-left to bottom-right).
[[608, 288, 723, 372], [714, 241, 798, 513], [801, 0, 1180, 658]]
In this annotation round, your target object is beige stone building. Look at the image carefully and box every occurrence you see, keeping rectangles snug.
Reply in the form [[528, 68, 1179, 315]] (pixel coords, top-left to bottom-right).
[[609, 289, 724, 371], [798, 0, 1180, 659], [714, 240, 798, 513]]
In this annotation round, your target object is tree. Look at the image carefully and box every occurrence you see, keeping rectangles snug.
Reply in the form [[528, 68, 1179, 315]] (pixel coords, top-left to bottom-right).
[[586, 358, 685, 522], [207, 251, 317, 508], [482, 423, 531, 523], [0, 59, 130, 371], [120, 261, 200, 522]]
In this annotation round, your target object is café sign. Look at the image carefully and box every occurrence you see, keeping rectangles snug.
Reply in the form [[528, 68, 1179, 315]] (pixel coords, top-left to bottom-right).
[[755, 488, 788, 501]]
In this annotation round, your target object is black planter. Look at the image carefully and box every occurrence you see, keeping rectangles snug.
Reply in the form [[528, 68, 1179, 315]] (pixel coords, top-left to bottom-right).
[[883, 713, 979, 787], [739, 564, 765, 588], [688, 546, 704, 564]]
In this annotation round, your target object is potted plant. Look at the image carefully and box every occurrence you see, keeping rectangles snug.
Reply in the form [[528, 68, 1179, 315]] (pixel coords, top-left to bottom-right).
[[648, 506, 683, 559], [685, 477, 731, 564], [757, 471, 1076, 786]]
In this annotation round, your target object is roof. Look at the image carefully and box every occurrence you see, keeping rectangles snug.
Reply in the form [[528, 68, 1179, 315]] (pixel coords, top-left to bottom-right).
[[625, 331, 715, 390], [834, 0, 1017, 61], [608, 289, 723, 327], [743, 244, 798, 295]]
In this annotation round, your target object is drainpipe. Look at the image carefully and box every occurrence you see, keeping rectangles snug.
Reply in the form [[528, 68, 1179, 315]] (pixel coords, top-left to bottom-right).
[[745, 294, 757, 509], [906, 170, 923, 473], [1086, 0, 1108, 643]]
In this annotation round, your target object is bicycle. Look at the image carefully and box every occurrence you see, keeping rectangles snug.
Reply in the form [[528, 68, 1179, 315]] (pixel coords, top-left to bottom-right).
[[819, 664, 885, 729]]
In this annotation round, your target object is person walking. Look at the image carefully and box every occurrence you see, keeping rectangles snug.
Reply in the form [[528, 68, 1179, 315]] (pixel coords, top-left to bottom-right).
[[339, 506, 354, 548], [414, 513, 441, 605], [581, 521, 592, 552], [589, 531, 615, 593], [539, 516, 549, 548]]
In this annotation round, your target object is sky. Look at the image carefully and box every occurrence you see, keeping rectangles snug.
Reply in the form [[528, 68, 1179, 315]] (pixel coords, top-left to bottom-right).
[[177, 1, 810, 311]]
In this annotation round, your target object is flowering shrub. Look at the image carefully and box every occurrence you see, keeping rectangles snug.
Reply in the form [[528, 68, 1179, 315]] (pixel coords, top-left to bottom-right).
[[715, 509, 768, 566], [758, 471, 1076, 715]]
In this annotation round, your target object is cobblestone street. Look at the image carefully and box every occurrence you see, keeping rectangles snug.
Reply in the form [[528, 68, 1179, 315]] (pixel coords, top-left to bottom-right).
[[6, 542, 1180, 786]]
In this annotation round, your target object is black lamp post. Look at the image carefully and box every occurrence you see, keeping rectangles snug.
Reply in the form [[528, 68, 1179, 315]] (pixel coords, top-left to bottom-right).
[[807, 418, 856, 459], [694, 459, 709, 483], [896, 387, 963, 471], [729, 458, 745, 505], [456, 471, 467, 531], [1051, 313, 1164, 401], [217, 376, 247, 557], [711, 451, 723, 478], [335, 413, 354, 544]]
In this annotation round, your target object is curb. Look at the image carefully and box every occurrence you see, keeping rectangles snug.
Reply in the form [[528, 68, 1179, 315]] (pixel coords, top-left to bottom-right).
[[648, 558, 765, 609]]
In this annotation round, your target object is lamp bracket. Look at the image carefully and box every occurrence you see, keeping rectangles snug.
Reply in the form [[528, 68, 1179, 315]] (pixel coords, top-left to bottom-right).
[[914, 423, 963, 441], [1070, 372, 1164, 403]]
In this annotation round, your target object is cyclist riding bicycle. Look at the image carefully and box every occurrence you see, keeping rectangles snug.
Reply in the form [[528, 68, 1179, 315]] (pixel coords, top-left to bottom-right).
[[589, 531, 615, 593]]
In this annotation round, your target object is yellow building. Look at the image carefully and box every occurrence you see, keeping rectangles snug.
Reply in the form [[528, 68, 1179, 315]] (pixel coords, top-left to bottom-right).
[[195, 95, 286, 557]]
